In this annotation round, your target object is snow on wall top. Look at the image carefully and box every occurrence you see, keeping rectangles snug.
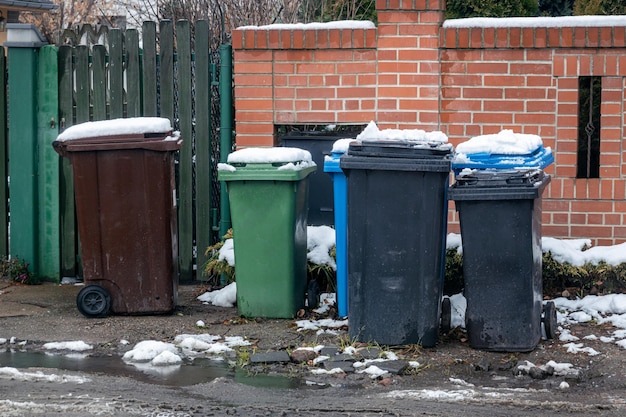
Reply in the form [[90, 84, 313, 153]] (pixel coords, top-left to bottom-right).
[[56, 117, 173, 142], [444, 16, 626, 29], [237, 16, 626, 31], [237, 20, 375, 30]]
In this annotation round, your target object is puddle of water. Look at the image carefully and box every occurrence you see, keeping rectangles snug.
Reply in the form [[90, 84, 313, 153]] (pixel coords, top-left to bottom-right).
[[233, 368, 302, 389], [0, 351, 301, 388]]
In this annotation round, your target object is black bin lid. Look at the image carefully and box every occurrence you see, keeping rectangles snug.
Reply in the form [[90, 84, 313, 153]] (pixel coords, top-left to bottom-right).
[[340, 140, 452, 173], [449, 168, 551, 201], [348, 140, 452, 159]]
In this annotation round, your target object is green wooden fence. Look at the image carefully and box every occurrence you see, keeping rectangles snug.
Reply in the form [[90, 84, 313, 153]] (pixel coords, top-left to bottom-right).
[[3, 20, 228, 282]]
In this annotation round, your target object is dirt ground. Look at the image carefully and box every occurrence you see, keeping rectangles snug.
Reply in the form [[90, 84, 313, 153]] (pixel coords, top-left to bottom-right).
[[1, 280, 625, 414]]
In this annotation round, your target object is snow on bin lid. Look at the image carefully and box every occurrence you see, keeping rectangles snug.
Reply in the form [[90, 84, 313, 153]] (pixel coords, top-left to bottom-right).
[[56, 117, 174, 142], [331, 138, 356, 154], [226, 147, 312, 164], [455, 130, 543, 156], [355, 121, 451, 150], [452, 130, 553, 170], [221, 147, 316, 172]]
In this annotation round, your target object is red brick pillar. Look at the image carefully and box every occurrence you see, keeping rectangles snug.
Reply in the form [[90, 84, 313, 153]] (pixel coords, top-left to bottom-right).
[[376, 0, 445, 129]]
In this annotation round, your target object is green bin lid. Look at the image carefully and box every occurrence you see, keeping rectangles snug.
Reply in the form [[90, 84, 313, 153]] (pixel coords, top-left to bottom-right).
[[218, 147, 317, 181]]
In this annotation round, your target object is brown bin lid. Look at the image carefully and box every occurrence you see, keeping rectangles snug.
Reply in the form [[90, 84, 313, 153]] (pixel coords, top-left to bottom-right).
[[52, 118, 182, 156]]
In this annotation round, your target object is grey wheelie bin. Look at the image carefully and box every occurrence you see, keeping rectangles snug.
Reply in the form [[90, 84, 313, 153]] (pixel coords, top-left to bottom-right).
[[448, 169, 557, 351], [340, 140, 452, 347]]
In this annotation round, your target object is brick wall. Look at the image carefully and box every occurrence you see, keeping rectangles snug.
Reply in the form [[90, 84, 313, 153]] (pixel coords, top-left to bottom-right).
[[232, 0, 626, 245], [232, 23, 377, 147]]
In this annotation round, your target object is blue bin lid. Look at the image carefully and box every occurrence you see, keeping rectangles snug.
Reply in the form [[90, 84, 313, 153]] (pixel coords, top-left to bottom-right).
[[324, 152, 344, 173], [323, 138, 354, 173], [452, 145, 553, 172]]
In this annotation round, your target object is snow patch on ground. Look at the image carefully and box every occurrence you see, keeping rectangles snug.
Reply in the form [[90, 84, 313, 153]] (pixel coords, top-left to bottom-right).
[[0, 367, 91, 384], [197, 282, 237, 308], [43, 341, 93, 352]]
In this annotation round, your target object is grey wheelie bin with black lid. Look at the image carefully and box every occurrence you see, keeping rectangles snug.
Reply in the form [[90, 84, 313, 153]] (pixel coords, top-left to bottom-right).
[[340, 140, 452, 347], [448, 169, 557, 352], [53, 117, 182, 318]]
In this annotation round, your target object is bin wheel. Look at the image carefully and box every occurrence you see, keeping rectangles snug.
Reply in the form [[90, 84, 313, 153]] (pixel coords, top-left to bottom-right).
[[307, 280, 321, 310], [543, 301, 557, 339], [441, 297, 452, 333], [77, 285, 111, 318]]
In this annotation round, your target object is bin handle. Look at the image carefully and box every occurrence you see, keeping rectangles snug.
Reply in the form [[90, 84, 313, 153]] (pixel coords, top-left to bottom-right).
[[52, 141, 67, 157]]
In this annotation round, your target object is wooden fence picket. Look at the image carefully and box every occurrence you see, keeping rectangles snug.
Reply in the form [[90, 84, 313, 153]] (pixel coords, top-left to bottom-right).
[[109, 29, 124, 119], [177, 20, 194, 281], [141, 22, 158, 117], [92, 45, 107, 120], [194, 20, 213, 275], [126, 29, 141, 118], [57, 45, 77, 278]]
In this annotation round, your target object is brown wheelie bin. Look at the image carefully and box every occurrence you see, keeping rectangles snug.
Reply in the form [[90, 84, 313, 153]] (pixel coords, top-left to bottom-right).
[[53, 118, 182, 317]]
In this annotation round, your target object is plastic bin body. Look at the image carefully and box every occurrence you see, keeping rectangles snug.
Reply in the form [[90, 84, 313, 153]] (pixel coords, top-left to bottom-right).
[[324, 150, 348, 317], [219, 162, 316, 318], [281, 132, 357, 226], [340, 141, 452, 346], [53, 133, 181, 315], [448, 170, 550, 351]]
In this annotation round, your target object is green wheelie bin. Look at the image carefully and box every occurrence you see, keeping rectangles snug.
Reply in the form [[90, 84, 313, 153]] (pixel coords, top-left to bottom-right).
[[218, 147, 316, 318]]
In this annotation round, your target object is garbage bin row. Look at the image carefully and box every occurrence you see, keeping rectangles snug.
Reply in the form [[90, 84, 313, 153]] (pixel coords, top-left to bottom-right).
[[57, 118, 556, 353], [216, 133, 556, 352], [321, 133, 556, 351]]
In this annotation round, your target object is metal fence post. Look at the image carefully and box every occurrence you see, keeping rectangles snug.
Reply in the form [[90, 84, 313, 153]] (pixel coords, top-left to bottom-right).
[[0, 49, 8, 258], [219, 43, 233, 239]]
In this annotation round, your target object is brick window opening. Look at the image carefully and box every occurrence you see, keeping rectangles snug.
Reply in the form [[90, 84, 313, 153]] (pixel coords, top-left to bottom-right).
[[577, 76, 602, 179]]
